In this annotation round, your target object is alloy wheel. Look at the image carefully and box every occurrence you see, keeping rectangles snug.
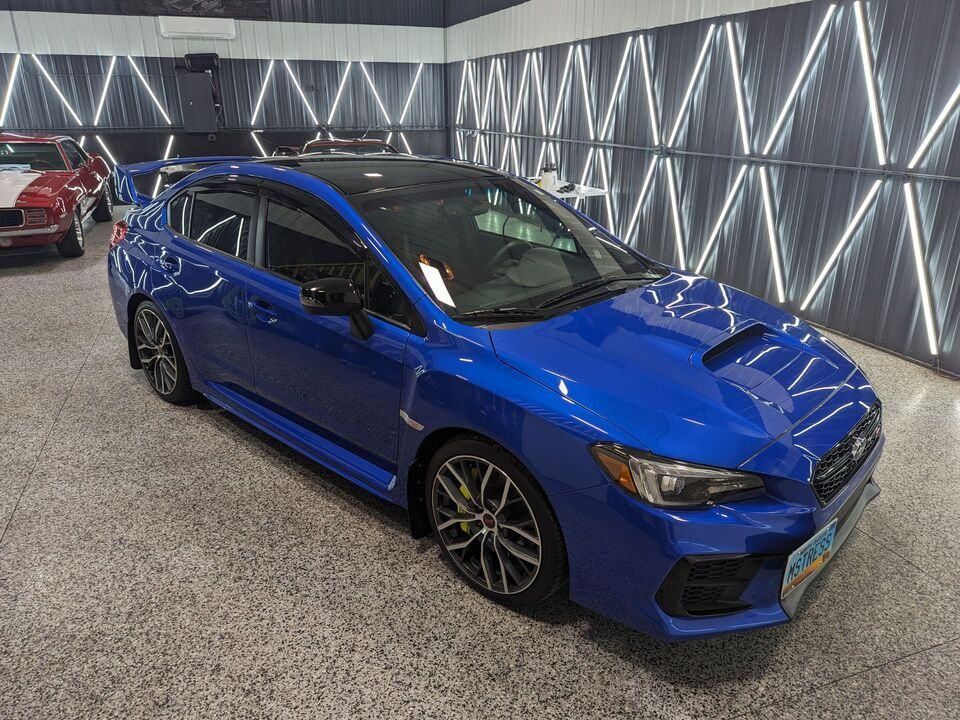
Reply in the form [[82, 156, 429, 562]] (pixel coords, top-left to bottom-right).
[[75, 214, 84, 248], [134, 308, 178, 395], [431, 455, 542, 594]]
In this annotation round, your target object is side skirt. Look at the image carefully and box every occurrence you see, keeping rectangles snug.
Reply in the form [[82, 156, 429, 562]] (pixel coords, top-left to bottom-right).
[[203, 382, 400, 504]]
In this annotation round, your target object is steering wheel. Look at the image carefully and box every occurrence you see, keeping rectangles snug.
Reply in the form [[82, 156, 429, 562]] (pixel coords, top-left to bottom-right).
[[486, 240, 531, 273]]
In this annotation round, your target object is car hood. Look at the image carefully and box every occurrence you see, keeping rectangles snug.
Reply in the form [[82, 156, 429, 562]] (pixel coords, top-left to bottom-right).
[[489, 272, 858, 469], [13, 171, 76, 206]]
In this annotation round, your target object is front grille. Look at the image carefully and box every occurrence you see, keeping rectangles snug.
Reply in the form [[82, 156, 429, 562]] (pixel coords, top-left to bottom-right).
[[23, 208, 46, 225], [811, 402, 882, 506], [0, 209, 24, 228], [657, 555, 766, 617]]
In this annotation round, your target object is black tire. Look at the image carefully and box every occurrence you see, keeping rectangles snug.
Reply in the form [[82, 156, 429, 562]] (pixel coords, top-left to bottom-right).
[[132, 300, 196, 404], [56, 211, 85, 258], [426, 435, 567, 607], [91, 184, 114, 222]]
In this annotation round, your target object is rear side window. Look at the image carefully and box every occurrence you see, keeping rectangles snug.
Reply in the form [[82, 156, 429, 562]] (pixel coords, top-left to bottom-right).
[[189, 190, 255, 259], [264, 199, 363, 286]]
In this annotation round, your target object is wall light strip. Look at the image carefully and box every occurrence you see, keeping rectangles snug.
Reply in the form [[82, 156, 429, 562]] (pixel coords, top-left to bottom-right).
[[282, 59, 319, 126], [575, 45, 597, 141], [800, 179, 883, 310], [902, 182, 939, 355], [531, 54, 551, 172], [624, 160, 659, 243], [455, 62, 469, 126], [0, 53, 21, 125], [477, 60, 497, 164], [327, 61, 352, 124], [358, 62, 391, 124], [250, 59, 275, 125], [127, 56, 171, 125], [725, 23, 751, 155], [664, 157, 686, 269], [398, 63, 425, 125], [30, 54, 82, 125], [94, 135, 117, 164], [250, 131, 267, 157], [762, 4, 836, 155], [495, 59, 513, 169], [638, 35, 660, 146], [695, 164, 748, 273], [597, 149, 615, 232], [908, 80, 960, 169], [599, 36, 634, 141], [92, 56, 117, 126], [667, 24, 715, 147], [854, 1, 887, 165], [545, 44, 576, 167], [507, 54, 531, 174], [151, 134, 175, 197], [758, 166, 787, 302]]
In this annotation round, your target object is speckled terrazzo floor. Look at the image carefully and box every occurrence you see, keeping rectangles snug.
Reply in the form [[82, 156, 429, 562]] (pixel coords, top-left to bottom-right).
[[1, 220, 958, 720]]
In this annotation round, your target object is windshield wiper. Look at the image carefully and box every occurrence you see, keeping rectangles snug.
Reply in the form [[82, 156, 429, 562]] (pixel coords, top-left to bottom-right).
[[452, 307, 546, 323], [537, 274, 653, 309]]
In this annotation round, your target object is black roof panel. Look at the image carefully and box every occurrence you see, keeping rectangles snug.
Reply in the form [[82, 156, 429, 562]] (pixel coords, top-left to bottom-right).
[[259, 156, 499, 196]]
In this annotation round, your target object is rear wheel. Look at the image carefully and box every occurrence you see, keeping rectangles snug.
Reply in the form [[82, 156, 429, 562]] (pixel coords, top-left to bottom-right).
[[56, 211, 85, 258], [92, 184, 113, 222], [132, 301, 195, 404], [426, 436, 567, 607]]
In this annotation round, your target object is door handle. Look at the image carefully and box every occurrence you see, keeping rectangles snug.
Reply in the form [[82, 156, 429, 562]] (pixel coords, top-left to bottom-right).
[[159, 256, 178, 271], [248, 298, 278, 324]]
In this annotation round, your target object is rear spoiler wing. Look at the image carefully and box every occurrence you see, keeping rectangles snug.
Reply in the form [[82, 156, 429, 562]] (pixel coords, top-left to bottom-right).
[[114, 156, 256, 206]]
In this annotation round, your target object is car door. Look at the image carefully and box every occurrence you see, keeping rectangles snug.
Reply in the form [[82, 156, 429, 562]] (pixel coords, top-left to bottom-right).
[[60, 139, 98, 215], [244, 183, 413, 473], [154, 178, 258, 398]]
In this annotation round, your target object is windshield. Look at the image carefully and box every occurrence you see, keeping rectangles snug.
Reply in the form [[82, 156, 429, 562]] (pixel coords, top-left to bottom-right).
[[0, 142, 67, 171], [351, 177, 665, 318]]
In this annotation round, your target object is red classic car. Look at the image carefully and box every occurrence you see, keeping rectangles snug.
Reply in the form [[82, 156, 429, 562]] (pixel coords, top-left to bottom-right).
[[0, 133, 113, 257]]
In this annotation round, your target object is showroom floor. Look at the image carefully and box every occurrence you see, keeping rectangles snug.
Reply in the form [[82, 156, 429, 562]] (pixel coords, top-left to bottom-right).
[[1, 219, 958, 720]]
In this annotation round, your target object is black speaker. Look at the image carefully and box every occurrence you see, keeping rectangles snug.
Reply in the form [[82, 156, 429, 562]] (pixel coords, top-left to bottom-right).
[[184, 53, 220, 73]]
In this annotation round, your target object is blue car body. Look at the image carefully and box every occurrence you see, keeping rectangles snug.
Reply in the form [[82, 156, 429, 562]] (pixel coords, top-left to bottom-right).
[[108, 156, 883, 641]]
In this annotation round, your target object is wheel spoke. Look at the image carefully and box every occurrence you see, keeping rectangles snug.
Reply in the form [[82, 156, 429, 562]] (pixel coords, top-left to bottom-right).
[[478, 463, 494, 506], [436, 516, 470, 531], [478, 536, 494, 590], [499, 522, 540, 546], [446, 529, 482, 552], [437, 468, 478, 513], [497, 535, 539, 566], [493, 537, 510, 593], [495, 475, 512, 514]]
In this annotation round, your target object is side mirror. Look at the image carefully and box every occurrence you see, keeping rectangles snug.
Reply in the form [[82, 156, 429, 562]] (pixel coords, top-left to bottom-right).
[[300, 277, 373, 340]]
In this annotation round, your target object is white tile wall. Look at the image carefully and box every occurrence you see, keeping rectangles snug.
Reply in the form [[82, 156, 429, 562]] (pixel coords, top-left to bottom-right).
[[0, 11, 444, 64]]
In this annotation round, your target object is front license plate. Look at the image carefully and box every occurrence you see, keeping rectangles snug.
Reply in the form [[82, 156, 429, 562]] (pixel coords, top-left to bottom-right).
[[781, 519, 838, 599]]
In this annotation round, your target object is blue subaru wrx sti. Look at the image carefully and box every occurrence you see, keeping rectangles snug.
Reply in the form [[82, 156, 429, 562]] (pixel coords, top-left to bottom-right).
[[108, 155, 883, 640]]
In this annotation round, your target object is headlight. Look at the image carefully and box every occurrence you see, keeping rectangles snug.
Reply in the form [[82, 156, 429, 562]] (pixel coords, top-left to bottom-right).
[[590, 443, 764, 508]]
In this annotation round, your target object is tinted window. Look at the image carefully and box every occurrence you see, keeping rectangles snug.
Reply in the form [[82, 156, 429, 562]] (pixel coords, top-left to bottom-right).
[[367, 258, 407, 325], [61, 141, 85, 170], [0, 142, 67, 171], [189, 190, 254, 259], [264, 200, 362, 286], [167, 193, 191, 236]]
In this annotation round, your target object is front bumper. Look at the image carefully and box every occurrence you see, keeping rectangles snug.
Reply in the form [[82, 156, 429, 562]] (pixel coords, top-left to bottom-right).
[[551, 435, 883, 641], [0, 225, 65, 248]]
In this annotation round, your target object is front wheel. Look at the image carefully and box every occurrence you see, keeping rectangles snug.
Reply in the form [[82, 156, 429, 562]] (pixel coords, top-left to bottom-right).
[[426, 436, 567, 607], [132, 301, 195, 404], [56, 211, 85, 258]]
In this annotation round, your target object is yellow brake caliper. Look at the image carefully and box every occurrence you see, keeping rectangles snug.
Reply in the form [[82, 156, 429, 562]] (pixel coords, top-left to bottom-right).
[[458, 484, 473, 533]]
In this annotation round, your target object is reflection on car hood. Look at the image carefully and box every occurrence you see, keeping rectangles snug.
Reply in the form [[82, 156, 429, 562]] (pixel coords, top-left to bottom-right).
[[489, 272, 858, 469]]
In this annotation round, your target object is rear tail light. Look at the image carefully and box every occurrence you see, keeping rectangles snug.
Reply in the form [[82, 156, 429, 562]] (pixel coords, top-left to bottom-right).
[[110, 220, 128, 248], [24, 208, 47, 225]]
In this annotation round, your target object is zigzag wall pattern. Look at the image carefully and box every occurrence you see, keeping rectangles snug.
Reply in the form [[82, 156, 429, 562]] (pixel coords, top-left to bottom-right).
[[450, 0, 960, 375]]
